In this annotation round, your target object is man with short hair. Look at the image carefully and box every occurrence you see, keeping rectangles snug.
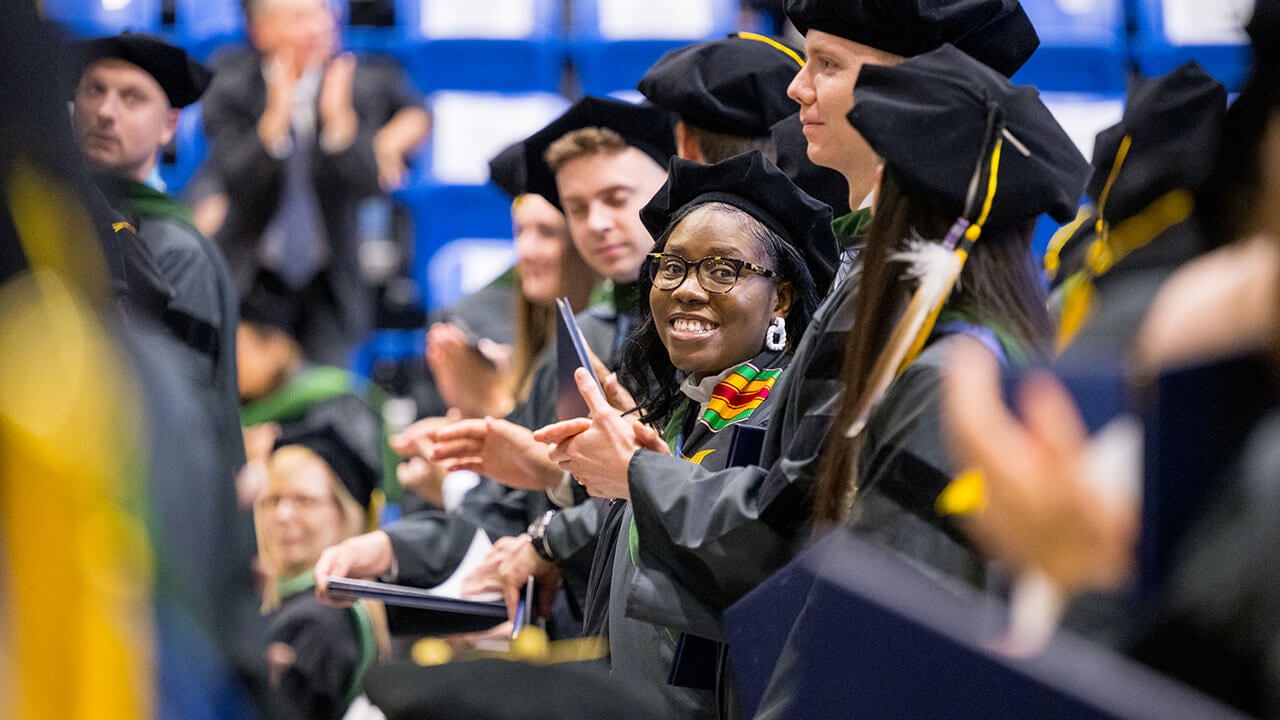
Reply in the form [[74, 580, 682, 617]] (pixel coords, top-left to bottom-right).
[[71, 33, 244, 485]]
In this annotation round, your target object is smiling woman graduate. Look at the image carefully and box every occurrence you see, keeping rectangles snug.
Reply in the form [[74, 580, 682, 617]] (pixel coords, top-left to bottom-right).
[[536, 150, 836, 718]]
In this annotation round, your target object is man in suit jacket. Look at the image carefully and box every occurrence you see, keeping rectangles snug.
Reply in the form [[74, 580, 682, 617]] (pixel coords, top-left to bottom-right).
[[201, 0, 429, 365]]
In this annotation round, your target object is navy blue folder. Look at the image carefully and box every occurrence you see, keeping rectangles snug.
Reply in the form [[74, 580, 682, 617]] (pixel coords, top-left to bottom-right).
[[555, 297, 602, 421], [325, 577, 508, 636], [1137, 352, 1275, 601], [725, 528, 1248, 719]]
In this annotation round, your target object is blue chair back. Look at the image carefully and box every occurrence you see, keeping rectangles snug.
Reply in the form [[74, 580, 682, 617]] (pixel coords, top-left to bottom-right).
[[1013, 0, 1129, 92], [1129, 0, 1253, 91], [567, 0, 738, 95], [42, 0, 163, 36]]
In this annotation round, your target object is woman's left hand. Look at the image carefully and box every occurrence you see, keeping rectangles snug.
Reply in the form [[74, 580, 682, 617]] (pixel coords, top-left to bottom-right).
[[534, 368, 643, 500]]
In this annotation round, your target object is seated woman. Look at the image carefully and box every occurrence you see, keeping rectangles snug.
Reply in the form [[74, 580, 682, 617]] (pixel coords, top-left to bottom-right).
[[256, 420, 386, 720], [812, 44, 1089, 579], [537, 150, 836, 718], [424, 154, 598, 422]]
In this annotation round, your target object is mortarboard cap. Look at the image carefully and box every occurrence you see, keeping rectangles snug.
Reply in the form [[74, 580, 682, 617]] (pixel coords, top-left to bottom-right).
[[848, 44, 1089, 232], [637, 33, 805, 137], [72, 32, 212, 108], [784, 0, 1039, 78], [522, 96, 676, 210], [364, 659, 680, 720], [640, 151, 839, 295], [1087, 62, 1225, 226], [487, 140, 528, 199], [770, 112, 852, 217], [274, 410, 383, 510]]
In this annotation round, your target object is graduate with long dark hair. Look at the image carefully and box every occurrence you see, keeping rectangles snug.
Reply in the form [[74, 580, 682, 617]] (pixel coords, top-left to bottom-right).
[[814, 44, 1089, 577]]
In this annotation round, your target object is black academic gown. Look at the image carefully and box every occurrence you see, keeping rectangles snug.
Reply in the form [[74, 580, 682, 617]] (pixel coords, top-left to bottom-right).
[[268, 573, 378, 720], [584, 349, 790, 720], [99, 175, 247, 492]]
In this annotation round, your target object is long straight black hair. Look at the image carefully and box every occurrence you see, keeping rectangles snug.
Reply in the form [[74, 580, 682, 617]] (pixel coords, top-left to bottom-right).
[[812, 168, 1052, 525], [619, 201, 822, 428]]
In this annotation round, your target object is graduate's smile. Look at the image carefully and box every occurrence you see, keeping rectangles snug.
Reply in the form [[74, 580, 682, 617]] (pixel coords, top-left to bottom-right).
[[667, 313, 720, 342], [649, 207, 784, 381]]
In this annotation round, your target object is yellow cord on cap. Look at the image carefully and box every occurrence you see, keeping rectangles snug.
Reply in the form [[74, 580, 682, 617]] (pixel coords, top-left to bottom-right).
[[1043, 205, 1093, 281], [1093, 134, 1133, 242], [1055, 187, 1194, 353], [964, 135, 1005, 243], [736, 31, 805, 67], [899, 137, 1005, 372]]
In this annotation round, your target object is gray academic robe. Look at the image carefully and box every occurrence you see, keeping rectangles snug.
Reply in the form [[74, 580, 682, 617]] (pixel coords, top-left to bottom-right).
[[597, 350, 790, 720], [847, 333, 993, 586]]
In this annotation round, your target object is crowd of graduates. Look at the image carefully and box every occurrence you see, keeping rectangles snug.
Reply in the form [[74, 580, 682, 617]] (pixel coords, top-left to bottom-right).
[[4, 0, 1280, 717]]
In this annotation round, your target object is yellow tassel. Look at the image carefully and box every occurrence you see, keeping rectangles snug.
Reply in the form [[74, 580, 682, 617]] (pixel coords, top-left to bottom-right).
[[936, 468, 988, 516]]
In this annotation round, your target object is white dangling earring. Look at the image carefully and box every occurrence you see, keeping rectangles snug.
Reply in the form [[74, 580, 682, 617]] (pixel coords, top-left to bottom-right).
[[765, 317, 787, 351]]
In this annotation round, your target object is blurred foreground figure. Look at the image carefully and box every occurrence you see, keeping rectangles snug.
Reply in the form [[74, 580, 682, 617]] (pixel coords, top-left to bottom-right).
[[3, 2, 270, 716]]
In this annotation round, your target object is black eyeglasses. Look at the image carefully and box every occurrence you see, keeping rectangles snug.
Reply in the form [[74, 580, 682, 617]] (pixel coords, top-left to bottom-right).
[[644, 253, 778, 294]]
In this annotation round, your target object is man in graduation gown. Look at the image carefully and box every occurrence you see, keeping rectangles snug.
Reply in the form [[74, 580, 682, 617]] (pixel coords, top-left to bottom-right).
[[70, 32, 247, 515], [67, 32, 272, 714]]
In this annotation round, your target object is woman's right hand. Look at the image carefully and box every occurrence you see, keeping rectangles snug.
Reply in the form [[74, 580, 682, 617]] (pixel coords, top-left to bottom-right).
[[426, 322, 513, 418], [313, 530, 395, 607]]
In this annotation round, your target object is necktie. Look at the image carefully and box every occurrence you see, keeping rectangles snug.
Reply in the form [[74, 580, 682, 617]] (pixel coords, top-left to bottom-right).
[[262, 127, 327, 289]]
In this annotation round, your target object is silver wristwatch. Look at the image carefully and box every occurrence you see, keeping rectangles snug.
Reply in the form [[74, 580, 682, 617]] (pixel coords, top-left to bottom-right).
[[527, 509, 558, 562]]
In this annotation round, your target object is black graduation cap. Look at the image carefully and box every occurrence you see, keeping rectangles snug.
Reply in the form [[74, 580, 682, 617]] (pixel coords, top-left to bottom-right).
[[521, 96, 676, 210], [848, 44, 1089, 232], [239, 270, 301, 336], [783, 0, 1039, 78], [640, 151, 839, 295], [72, 32, 212, 108], [274, 412, 382, 510], [770, 112, 852, 217], [1047, 63, 1223, 289], [636, 33, 805, 137], [1087, 62, 1225, 226], [487, 140, 527, 199]]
